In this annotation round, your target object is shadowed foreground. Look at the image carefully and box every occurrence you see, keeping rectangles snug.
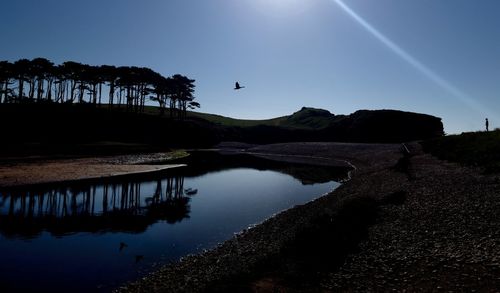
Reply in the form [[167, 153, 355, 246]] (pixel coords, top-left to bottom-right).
[[117, 142, 500, 292]]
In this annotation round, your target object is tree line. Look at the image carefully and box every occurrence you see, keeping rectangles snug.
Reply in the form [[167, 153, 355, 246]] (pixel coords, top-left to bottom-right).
[[0, 58, 199, 118]]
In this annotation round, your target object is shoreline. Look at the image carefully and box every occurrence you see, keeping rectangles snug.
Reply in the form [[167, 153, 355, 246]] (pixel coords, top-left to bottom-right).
[[118, 142, 500, 292], [2, 142, 498, 291], [0, 152, 188, 189], [117, 142, 405, 292], [0, 164, 187, 191], [0, 142, 393, 189]]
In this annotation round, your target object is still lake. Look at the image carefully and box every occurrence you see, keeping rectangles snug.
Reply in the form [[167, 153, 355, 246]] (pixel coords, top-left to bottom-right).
[[0, 152, 347, 292]]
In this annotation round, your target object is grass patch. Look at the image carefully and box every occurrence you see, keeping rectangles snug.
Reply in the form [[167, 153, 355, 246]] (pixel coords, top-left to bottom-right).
[[187, 107, 335, 129], [421, 130, 500, 172], [166, 150, 189, 160], [187, 111, 287, 128]]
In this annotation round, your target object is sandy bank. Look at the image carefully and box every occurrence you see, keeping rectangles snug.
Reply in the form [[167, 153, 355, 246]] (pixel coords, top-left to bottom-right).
[[0, 153, 186, 188]]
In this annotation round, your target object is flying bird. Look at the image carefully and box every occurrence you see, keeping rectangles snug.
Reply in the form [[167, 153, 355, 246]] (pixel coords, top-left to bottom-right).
[[234, 82, 245, 90], [119, 242, 128, 252]]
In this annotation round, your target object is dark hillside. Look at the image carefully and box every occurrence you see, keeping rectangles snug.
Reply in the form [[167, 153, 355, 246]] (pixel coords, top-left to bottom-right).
[[321, 109, 444, 143], [218, 109, 444, 144], [280, 107, 337, 129], [0, 104, 443, 152], [188, 107, 335, 130], [0, 104, 220, 150]]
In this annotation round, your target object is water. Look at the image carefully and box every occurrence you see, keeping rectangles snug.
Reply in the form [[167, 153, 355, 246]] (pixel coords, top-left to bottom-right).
[[0, 152, 348, 292]]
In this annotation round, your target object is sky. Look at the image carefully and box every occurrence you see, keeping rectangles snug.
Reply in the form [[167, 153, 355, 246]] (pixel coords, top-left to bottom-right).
[[1, 0, 500, 134]]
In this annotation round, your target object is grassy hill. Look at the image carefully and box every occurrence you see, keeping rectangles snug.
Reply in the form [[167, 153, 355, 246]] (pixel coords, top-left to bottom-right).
[[190, 107, 444, 144], [186, 107, 336, 129], [0, 104, 444, 154]]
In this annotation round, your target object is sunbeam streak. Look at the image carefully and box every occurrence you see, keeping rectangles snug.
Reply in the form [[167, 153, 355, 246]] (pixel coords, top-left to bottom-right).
[[332, 0, 495, 122]]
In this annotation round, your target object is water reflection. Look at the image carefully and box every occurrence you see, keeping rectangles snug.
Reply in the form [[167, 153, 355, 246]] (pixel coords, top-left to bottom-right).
[[0, 176, 193, 239], [172, 151, 350, 185], [0, 152, 349, 240], [0, 152, 350, 293]]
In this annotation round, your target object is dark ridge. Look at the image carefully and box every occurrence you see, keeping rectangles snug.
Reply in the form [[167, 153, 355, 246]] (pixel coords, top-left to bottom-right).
[[322, 109, 444, 143], [221, 109, 444, 144], [0, 103, 220, 153], [283, 107, 336, 129], [0, 104, 444, 155]]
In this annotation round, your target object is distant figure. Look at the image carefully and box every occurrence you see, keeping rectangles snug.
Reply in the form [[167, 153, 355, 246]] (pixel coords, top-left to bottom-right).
[[119, 242, 128, 252], [234, 82, 245, 90], [486, 118, 489, 132]]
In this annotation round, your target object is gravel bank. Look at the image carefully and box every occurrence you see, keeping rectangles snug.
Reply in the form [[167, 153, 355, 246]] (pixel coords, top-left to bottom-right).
[[118, 141, 500, 292], [117, 142, 402, 292], [323, 143, 500, 292]]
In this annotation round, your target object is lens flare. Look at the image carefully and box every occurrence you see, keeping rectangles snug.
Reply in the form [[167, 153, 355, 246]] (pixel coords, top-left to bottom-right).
[[332, 0, 495, 122], [252, 0, 309, 16]]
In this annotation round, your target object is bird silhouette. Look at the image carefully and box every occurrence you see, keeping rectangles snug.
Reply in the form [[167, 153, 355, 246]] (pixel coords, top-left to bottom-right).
[[119, 242, 128, 252], [234, 82, 245, 90]]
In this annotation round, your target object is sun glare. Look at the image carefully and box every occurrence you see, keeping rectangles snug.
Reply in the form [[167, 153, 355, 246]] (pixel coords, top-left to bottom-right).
[[331, 0, 497, 122], [252, 0, 310, 16]]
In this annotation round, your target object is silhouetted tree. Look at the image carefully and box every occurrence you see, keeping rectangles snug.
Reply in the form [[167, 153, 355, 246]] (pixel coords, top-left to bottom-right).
[[0, 61, 14, 103], [60, 61, 81, 103], [171, 74, 196, 119], [30, 58, 54, 102], [14, 59, 31, 102], [150, 75, 173, 115], [100, 65, 117, 108], [44, 62, 56, 101], [53, 64, 69, 103], [86, 65, 101, 105], [0, 58, 199, 114]]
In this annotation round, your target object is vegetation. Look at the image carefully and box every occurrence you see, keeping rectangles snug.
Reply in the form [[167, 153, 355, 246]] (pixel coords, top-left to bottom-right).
[[422, 130, 500, 172], [190, 107, 444, 143], [0, 57, 444, 149], [216, 108, 444, 144], [0, 58, 199, 118], [0, 103, 444, 155], [0, 103, 220, 156], [187, 107, 334, 129], [187, 111, 288, 128]]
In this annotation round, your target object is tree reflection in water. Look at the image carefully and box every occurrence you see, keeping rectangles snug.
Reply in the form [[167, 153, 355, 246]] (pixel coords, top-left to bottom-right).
[[0, 176, 193, 239], [0, 151, 350, 240], [0, 152, 350, 293]]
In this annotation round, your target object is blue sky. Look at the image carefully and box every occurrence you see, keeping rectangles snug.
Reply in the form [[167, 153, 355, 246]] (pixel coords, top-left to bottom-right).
[[1, 0, 500, 134]]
